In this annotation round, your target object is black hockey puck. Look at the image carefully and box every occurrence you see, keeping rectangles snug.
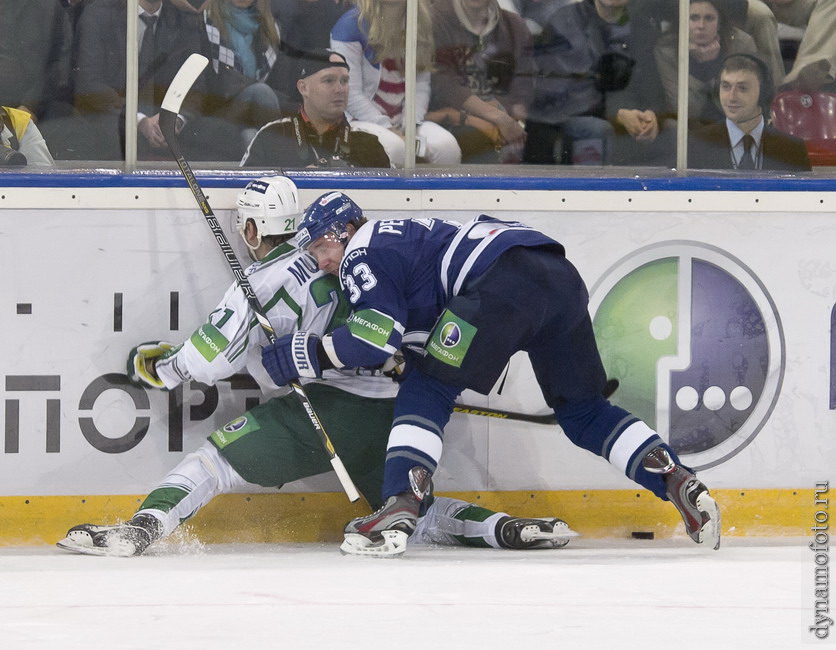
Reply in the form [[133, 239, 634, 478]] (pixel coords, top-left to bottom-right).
[[631, 531, 654, 540]]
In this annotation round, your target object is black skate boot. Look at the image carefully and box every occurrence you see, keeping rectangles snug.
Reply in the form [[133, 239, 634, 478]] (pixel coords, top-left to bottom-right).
[[341, 466, 432, 557], [56, 514, 163, 557], [642, 446, 721, 550], [496, 517, 578, 549]]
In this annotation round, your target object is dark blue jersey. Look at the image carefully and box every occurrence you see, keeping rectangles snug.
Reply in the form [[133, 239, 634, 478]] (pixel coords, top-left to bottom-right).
[[328, 215, 560, 368]]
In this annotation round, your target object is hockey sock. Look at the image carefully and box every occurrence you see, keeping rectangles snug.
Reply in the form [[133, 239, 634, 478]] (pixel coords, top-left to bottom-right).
[[382, 370, 461, 498], [555, 396, 682, 499], [451, 504, 506, 548]]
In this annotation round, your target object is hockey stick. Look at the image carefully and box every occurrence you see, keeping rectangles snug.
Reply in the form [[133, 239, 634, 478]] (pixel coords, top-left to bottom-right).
[[453, 379, 621, 425], [452, 405, 557, 425], [160, 54, 361, 503]]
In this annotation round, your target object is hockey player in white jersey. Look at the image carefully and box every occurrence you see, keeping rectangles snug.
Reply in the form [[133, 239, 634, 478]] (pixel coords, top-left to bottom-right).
[[57, 176, 575, 557], [260, 191, 721, 557]]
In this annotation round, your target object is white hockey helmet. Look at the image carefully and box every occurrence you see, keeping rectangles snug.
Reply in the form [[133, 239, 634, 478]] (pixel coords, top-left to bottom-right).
[[236, 176, 302, 250]]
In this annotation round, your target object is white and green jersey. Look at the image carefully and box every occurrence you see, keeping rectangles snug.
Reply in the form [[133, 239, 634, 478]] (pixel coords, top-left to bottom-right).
[[155, 242, 397, 399]]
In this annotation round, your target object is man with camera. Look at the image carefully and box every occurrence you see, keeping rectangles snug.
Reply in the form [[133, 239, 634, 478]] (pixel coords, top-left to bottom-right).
[[240, 49, 391, 168]]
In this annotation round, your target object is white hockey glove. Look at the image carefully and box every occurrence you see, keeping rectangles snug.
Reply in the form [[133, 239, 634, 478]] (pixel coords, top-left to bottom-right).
[[381, 350, 406, 378], [127, 341, 178, 390]]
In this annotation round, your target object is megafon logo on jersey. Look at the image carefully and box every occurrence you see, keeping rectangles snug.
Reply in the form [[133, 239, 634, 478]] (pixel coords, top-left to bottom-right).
[[589, 242, 784, 471], [440, 322, 462, 347], [223, 416, 248, 433]]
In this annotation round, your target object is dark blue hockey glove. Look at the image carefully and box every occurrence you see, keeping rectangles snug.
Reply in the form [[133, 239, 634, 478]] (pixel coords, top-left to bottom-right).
[[261, 331, 322, 386]]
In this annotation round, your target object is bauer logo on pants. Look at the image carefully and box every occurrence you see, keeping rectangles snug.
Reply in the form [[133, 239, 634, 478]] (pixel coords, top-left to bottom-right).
[[589, 241, 784, 471]]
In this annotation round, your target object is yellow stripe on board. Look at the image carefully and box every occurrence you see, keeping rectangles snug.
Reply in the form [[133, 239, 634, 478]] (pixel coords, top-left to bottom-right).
[[0, 489, 810, 547]]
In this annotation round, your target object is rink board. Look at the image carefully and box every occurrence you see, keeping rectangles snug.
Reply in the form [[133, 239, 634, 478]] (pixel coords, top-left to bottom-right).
[[1, 175, 834, 543], [0, 488, 810, 546]]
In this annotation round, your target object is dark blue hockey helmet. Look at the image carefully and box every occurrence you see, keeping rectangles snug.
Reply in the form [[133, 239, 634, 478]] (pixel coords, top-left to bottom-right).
[[294, 191, 364, 249]]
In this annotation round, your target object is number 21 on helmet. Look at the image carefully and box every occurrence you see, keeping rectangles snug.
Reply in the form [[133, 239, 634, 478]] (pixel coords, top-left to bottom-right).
[[236, 176, 302, 250]]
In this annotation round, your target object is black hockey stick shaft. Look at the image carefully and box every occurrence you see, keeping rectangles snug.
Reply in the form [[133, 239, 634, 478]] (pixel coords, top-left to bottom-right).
[[160, 54, 361, 502], [454, 379, 620, 425], [453, 405, 557, 424]]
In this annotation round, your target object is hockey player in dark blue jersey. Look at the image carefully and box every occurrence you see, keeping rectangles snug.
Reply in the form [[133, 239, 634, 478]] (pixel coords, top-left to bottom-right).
[[261, 191, 721, 556]]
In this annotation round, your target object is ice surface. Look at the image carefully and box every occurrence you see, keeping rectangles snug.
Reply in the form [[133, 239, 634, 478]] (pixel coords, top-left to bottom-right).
[[0, 537, 812, 649]]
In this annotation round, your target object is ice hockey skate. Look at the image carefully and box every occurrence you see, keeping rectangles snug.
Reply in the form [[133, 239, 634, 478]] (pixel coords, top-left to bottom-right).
[[340, 466, 431, 558], [642, 446, 721, 550], [56, 514, 162, 557], [496, 516, 579, 549]]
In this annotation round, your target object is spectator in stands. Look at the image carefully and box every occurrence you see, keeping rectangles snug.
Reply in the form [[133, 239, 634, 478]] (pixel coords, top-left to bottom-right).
[[781, 0, 835, 93], [736, 0, 785, 86], [632, 1, 784, 86], [171, 0, 210, 10], [272, 0, 352, 51], [177, 0, 350, 51], [654, 0, 758, 128], [73, 0, 237, 161], [330, 0, 461, 167], [202, 0, 293, 149], [60, 0, 90, 29], [688, 53, 811, 170], [426, 0, 534, 164], [765, 0, 816, 74], [524, 0, 672, 166], [241, 49, 391, 167], [502, 0, 575, 37], [0, 1, 73, 125], [0, 106, 55, 167]]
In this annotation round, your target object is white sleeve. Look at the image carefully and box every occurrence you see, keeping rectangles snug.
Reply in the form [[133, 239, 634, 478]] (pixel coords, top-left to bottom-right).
[[155, 281, 262, 389], [415, 70, 430, 123], [156, 250, 339, 391], [19, 123, 54, 167]]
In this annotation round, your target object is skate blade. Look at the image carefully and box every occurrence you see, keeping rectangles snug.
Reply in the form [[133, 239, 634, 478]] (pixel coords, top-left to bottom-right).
[[339, 531, 408, 558], [522, 523, 581, 545], [56, 534, 137, 558], [695, 492, 721, 551]]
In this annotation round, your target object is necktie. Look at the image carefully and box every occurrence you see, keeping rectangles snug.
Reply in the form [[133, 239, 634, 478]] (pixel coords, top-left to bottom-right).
[[738, 134, 756, 170], [139, 14, 157, 82]]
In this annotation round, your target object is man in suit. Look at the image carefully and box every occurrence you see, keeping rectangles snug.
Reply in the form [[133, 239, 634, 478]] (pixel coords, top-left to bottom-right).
[[689, 53, 811, 171], [73, 0, 236, 161]]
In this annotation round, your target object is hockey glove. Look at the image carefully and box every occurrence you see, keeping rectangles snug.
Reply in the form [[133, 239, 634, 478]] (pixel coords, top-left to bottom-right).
[[382, 350, 406, 379], [127, 341, 178, 390], [261, 331, 323, 386]]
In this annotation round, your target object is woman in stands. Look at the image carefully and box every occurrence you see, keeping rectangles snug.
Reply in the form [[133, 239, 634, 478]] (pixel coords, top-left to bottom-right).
[[655, 0, 758, 127], [330, 0, 461, 166]]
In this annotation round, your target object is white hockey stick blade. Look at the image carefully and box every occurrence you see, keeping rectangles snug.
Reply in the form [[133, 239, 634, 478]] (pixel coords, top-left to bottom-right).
[[330, 457, 361, 503], [340, 531, 409, 558], [161, 53, 208, 114], [695, 492, 721, 550]]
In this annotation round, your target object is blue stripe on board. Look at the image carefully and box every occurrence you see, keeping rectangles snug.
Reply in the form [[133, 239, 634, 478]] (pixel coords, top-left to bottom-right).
[[0, 171, 833, 192]]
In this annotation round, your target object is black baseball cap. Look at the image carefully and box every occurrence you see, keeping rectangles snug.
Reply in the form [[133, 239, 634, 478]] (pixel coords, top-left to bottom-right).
[[296, 49, 349, 81]]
